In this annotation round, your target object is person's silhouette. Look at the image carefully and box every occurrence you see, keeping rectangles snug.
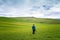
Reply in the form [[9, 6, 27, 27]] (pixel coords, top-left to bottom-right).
[[32, 24, 36, 34]]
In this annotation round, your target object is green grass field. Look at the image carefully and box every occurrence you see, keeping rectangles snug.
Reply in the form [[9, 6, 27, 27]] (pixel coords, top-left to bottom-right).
[[0, 17, 60, 40]]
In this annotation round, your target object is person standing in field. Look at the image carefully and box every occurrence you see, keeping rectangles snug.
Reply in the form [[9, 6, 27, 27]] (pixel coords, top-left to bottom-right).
[[32, 24, 36, 34]]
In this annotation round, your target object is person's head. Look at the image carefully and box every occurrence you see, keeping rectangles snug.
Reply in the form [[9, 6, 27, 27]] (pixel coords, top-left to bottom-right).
[[33, 24, 35, 26]]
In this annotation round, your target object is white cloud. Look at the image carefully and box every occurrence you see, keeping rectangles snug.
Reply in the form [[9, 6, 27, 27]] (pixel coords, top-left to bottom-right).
[[44, 4, 60, 18], [0, 0, 60, 19]]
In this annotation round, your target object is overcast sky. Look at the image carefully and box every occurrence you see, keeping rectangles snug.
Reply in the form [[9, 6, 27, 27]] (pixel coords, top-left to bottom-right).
[[0, 0, 60, 18]]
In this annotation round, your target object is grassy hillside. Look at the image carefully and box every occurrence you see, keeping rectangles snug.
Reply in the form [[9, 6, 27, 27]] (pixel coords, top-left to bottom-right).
[[0, 17, 60, 40], [0, 17, 60, 23]]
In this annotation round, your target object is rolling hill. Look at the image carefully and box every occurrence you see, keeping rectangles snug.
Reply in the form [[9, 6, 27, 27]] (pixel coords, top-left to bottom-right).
[[0, 17, 60, 24]]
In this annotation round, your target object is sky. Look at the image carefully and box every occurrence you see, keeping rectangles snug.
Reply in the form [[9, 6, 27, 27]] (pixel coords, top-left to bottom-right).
[[0, 0, 60, 19]]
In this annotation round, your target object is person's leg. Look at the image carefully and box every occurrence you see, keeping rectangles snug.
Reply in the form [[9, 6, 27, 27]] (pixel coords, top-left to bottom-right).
[[34, 30, 35, 34], [32, 30, 34, 34], [33, 30, 35, 34]]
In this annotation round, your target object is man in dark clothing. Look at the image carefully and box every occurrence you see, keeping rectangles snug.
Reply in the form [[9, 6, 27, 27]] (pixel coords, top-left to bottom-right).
[[32, 24, 36, 34]]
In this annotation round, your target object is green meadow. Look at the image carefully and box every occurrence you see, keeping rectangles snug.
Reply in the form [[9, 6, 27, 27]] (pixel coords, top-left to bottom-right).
[[0, 17, 60, 40]]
